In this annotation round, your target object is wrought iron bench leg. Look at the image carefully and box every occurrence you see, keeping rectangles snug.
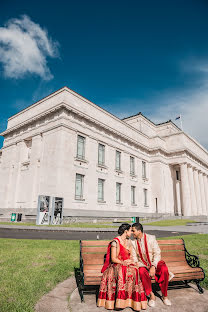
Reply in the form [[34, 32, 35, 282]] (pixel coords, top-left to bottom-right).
[[79, 286, 84, 302], [195, 280, 204, 294]]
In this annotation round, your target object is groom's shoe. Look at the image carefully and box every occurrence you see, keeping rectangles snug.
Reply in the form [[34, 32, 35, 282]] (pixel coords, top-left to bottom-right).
[[168, 272, 175, 281], [163, 298, 171, 306], [148, 299, 156, 307]]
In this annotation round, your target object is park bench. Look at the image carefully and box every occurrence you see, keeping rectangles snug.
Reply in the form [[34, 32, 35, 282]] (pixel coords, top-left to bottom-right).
[[79, 239, 205, 302]]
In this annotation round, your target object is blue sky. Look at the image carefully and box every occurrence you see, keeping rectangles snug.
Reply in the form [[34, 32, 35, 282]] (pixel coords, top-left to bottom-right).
[[1, 0, 208, 148]]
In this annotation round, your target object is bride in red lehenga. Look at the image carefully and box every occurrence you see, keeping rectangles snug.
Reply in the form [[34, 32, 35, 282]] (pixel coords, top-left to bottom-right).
[[97, 223, 147, 311]]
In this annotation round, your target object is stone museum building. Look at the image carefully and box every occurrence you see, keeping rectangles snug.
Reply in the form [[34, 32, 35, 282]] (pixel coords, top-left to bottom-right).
[[0, 86, 208, 223]]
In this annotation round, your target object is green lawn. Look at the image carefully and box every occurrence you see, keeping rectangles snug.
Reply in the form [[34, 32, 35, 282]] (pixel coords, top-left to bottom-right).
[[144, 219, 197, 226], [0, 239, 79, 312], [0, 234, 207, 311], [0, 221, 117, 228]]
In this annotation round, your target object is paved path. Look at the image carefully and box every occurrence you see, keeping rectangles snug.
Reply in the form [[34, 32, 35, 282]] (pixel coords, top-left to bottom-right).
[[35, 276, 208, 312], [35, 276, 76, 312], [0, 223, 207, 233], [70, 282, 208, 312], [0, 226, 197, 240]]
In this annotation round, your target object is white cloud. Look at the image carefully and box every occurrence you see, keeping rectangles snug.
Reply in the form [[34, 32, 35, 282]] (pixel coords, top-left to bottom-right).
[[148, 80, 208, 150], [0, 15, 59, 80]]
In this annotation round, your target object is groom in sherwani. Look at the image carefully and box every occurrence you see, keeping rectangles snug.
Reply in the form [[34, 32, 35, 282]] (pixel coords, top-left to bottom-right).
[[131, 223, 172, 307]]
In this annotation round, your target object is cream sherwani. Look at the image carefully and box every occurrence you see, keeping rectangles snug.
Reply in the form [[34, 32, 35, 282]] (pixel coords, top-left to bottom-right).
[[131, 233, 161, 267]]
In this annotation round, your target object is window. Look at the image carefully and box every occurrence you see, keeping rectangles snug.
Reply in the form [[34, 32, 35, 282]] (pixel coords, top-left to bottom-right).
[[24, 139, 32, 161], [142, 161, 147, 178], [130, 156, 135, 175], [144, 188, 148, 206], [98, 178, 105, 202], [115, 151, 121, 171], [176, 170, 180, 181], [75, 174, 84, 200], [116, 182, 122, 204], [131, 186, 136, 205], [77, 135, 85, 160], [98, 144, 105, 166]]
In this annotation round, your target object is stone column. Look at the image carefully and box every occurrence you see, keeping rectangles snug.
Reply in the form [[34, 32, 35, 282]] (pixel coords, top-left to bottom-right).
[[30, 134, 42, 211], [187, 165, 197, 216], [193, 169, 202, 215], [203, 174, 208, 216], [180, 163, 192, 216], [199, 171, 206, 215]]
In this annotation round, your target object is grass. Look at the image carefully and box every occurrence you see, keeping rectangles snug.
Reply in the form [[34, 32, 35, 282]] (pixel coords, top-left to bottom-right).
[[144, 219, 197, 226], [0, 239, 79, 312], [0, 221, 117, 228], [0, 234, 207, 311]]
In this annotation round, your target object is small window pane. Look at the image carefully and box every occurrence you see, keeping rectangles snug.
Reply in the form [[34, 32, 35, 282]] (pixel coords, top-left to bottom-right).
[[77, 135, 85, 159], [142, 161, 146, 178], [116, 151, 121, 170], [116, 182, 121, 203], [131, 186, 136, 204], [98, 179, 104, 201], [130, 156, 135, 175], [75, 174, 84, 199], [98, 144, 105, 165], [144, 188, 148, 206]]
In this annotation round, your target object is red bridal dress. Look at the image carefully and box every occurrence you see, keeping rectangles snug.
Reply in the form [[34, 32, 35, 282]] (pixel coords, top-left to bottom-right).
[[97, 237, 147, 310]]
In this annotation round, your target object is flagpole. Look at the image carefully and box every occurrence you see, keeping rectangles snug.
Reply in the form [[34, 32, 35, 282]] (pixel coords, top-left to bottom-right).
[[180, 114, 183, 131]]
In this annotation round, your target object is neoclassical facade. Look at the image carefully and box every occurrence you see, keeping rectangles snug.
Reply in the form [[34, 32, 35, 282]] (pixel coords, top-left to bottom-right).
[[0, 86, 208, 223]]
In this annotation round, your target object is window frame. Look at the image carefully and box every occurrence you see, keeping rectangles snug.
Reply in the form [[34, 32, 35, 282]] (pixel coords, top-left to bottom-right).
[[116, 182, 122, 204], [131, 185, 136, 205], [130, 156, 135, 175], [142, 161, 147, 178], [115, 150, 121, 171], [98, 178, 105, 202], [76, 135, 86, 160], [75, 173, 84, 200], [98, 143, 105, 166], [143, 188, 148, 206]]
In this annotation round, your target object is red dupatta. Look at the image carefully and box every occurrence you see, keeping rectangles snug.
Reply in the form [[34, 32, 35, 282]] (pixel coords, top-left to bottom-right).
[[101, 238, 119, 273], [136, 233, 152, 269], [101, 237, 130, 273]]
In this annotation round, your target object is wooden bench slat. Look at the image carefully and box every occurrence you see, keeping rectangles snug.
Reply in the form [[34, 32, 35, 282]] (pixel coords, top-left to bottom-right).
[[165, 261, 187, 267], [84, 272, 103, 277], [172, 273, 204, 280], [160, 245, 184, 251], [170, 267, 203, 273], [83, 254, 105, 260], [161, 250, 186, 257], [82, 247, 107, 253], [82, 256, 104, 264], [84, 264, 103, 270], [82, 241, 109, 246], [158, 239, 183, 245], [85, 280, 101, 285], [85, 276, 102, 281]]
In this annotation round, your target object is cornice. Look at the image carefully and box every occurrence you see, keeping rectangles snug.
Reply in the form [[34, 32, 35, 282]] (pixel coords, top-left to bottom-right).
[[1, 99, 208, 170]]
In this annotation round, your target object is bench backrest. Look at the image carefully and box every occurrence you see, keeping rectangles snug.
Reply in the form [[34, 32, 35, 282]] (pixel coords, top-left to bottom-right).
[[80, 239, 186, 285]]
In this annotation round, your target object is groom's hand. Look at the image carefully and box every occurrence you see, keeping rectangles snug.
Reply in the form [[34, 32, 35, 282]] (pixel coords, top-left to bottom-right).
[[149, 265, 156, 278]]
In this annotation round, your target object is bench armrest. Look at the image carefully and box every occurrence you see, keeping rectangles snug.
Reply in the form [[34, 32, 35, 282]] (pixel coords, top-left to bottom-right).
[[185, 250, 200, 267], [183, 239, 200, 268]]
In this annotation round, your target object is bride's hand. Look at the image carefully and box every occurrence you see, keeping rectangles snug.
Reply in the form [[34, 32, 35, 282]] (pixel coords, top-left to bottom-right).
[[123, 259, 133, 265]]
